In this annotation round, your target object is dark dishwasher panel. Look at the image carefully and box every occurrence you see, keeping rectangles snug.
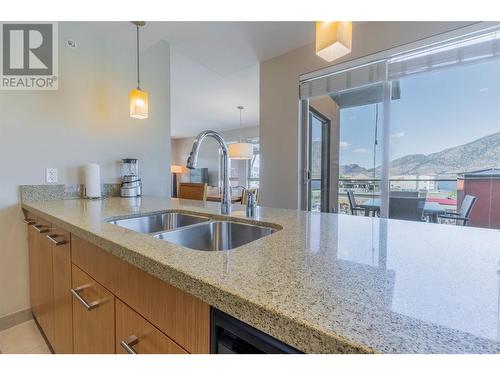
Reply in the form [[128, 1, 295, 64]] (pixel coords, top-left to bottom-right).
[[211, 308, 302, 354]]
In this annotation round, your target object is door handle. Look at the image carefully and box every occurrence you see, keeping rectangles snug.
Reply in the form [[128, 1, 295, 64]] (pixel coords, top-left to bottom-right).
[[120, 335, 139, 354], [70, 284, 101, 311], [46, 234, 68, 246], [23, 219, 36, 225]]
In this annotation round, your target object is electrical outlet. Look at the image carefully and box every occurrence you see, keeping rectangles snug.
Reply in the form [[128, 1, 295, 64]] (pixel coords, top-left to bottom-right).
[[46, 168, 58, 183]]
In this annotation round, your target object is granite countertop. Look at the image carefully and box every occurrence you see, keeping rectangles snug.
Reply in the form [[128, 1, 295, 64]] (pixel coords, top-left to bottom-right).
[[21, 197, 500, 353]]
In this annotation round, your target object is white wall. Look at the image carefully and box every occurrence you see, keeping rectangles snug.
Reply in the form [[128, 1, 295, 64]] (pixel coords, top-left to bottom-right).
[[171, 126, 259, 187], [259, 21, 475, 209], [0, 22, 171, 318]]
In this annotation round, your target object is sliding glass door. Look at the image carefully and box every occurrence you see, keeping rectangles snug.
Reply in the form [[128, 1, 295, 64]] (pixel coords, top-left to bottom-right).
[[388, 50, 500, 225], [301, 60, 387, 215], [300, 26, 500, 229], [336, 93, 383, 216]]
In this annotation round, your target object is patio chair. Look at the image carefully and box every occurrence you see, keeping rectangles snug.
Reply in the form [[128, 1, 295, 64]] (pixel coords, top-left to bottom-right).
[[347, 190, 365, 215], [389, 197, 426, 222], [438, 195, 477, 226]]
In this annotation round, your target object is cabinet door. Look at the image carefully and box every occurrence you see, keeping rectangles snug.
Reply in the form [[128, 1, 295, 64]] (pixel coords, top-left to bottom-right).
[[116, 299, 187, 354], [26, 216, 41, 320], [72, 236, 211, 353], [72, 265, 115, 354], [51, 228, 73, 353], [37, 221, 55, 346]]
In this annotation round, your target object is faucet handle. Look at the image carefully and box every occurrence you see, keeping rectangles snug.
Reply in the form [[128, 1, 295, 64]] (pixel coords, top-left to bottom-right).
[[236, 186, 257, 208]]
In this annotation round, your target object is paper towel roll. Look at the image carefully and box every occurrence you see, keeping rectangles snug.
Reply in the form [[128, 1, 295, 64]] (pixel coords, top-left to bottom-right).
[[84, 163, 101, 198]]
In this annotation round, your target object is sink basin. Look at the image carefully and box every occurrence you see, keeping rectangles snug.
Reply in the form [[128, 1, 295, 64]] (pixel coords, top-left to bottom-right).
[[154, 220, 276, 251], [107, 212, 209, 234]]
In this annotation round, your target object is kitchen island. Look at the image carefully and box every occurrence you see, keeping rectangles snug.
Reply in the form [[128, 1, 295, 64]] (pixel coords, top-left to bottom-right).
[[21, 196, 500, 353]]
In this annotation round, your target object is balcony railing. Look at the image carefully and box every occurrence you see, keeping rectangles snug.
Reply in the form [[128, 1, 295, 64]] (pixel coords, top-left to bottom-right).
[[311, 178, 458, 214]]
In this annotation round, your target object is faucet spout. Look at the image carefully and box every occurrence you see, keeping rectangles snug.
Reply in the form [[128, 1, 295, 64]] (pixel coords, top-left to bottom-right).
[[186, 130, 231, 215]]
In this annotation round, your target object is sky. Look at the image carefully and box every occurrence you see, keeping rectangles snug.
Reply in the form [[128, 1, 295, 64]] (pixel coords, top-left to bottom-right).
[[337, 58, 500, 169]]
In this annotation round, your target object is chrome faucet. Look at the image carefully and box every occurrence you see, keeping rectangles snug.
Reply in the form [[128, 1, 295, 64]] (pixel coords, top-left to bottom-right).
[[186, 130, 231, 215], [236, 186, 257, 218]]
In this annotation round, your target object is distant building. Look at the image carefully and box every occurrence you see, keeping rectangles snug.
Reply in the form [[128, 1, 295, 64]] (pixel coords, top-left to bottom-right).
[[390, 175, 436, 191], [457, 168, 500, 229]]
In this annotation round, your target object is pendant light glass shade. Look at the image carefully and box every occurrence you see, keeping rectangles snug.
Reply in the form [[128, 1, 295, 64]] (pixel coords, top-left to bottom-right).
[[129, 88, 149, 119], [229, 105, 253, 160], [130, 21, 149, 119], [228, 143, 253, 160], [315, 21, 352, 62]]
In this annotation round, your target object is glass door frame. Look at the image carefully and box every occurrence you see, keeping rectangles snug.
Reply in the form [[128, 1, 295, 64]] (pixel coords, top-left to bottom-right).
[[307, 107, 331, 212]]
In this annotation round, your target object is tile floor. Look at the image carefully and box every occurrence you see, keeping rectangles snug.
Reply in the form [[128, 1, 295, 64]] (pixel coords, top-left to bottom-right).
[[0, 320, 51, 354]]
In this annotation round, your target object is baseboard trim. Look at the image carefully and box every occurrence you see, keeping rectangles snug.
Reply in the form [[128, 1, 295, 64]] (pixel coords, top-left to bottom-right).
[[0, 308, 33, 332]]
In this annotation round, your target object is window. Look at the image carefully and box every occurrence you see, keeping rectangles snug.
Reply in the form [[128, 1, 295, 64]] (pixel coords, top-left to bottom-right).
[[247, 138, 260, 188], [223, 143, 242, 188], [300, 26, 500, 230]]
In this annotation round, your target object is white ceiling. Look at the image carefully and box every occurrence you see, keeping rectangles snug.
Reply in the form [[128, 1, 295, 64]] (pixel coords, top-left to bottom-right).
[[90, 22, 315, 138], [160, 22, 315, 138]]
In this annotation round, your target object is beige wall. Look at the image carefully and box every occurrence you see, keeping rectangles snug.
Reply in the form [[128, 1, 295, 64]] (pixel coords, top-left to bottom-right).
[[259, 21, 475, 209], [0, 22, 171, 318], [172, 126, 259, 187]]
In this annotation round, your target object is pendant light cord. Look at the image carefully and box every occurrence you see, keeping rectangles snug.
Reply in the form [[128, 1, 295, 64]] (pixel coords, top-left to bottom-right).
[[136, 22, 140, 90], [239, 108, 242, 142], [238, 106, 244, 142]]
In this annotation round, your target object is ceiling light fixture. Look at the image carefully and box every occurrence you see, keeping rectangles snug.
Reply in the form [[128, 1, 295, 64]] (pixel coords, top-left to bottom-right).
[[228, 106, 253, 160], [315, 21, 352, 62], [130, 21, 149, 120]]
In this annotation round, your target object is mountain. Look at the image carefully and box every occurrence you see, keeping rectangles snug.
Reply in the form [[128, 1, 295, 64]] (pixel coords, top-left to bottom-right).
[[340, 131, 500, 177], [340, 164, 371, 178]]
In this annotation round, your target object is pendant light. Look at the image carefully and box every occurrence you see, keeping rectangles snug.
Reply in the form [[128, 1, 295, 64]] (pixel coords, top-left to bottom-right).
[[129, 21, 149, 119], [315, 21, 352, 62], [228, 106, 253, 160]]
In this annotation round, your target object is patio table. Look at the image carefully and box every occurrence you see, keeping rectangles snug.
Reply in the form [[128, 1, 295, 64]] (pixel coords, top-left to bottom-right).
[[358, 198, 446, 223]]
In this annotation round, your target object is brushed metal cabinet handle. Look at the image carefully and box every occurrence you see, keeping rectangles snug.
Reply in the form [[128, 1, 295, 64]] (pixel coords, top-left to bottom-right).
[[46, 234, 68, 246], [23, 219, 36, 225], [70, 285, 101, 311], [120, 335, 139, 354], [33, 224, 50, 233]]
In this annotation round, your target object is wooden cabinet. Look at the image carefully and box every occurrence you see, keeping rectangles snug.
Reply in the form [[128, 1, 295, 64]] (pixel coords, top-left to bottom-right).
[[25, 215, 73, 353], [72, 265, 115, 354], [25, 210, 211, 354], [72, 235, 211, 353], [115, 299, 187, 354], [51, 228, 73, 353], [37, 219, 55, 346]]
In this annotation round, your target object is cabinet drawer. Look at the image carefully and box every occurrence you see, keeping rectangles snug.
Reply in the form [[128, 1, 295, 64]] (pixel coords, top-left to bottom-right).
[[72, 265, 115, 354], [72, 236, 210, 353], [116, 299, 187, 354]]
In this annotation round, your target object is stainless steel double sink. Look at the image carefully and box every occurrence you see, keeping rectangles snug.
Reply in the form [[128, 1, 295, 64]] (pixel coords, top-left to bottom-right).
[[107, 211, 277, 251]]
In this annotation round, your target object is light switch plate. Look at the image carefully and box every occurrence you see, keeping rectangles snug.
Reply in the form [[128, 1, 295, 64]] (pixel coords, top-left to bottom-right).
[[46, 168, 58, 183]]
